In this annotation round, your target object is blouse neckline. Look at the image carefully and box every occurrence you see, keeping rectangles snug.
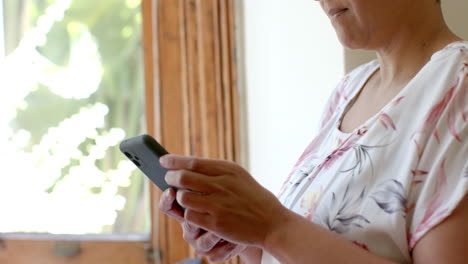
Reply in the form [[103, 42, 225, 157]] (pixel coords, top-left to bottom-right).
[[334, 40, 468, 137]]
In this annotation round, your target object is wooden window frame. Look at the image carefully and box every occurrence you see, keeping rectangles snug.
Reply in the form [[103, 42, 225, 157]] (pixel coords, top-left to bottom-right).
[[148, 0, 241, 263], [0, 0, 154, 263], [0, 0, 240, 263], [0, 234, 150, 263]]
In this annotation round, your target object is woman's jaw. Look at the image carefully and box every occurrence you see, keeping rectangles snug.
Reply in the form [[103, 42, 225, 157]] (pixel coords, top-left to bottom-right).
[[318, 0, 451, 51]]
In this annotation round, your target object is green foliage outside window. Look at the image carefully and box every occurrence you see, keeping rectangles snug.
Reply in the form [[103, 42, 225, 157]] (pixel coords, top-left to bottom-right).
[[0, 0, 148, 234]]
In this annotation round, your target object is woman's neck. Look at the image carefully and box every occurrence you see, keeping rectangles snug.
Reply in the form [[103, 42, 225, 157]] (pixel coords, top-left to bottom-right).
[[374, 9, 462, 91]]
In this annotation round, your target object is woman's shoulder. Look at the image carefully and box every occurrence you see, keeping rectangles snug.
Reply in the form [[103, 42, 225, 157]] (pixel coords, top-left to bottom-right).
[[421, 40, 468, 98], [439, 40, 468, 53], [430, 40, 468, 65]]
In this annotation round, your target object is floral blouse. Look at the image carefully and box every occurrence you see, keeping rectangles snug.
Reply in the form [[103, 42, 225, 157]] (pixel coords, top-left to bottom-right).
[[261, 41, 468, 264]]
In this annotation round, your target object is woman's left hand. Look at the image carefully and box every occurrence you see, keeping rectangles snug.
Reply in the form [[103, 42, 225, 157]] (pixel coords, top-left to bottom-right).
[[160, 154, 289, 247]]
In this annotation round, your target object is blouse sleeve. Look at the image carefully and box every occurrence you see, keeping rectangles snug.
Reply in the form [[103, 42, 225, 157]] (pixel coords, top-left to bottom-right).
[[407, 65, 468, 250]]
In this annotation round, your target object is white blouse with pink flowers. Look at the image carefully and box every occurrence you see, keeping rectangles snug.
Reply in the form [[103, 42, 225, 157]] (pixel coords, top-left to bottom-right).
[[261, 41, 468, 264]]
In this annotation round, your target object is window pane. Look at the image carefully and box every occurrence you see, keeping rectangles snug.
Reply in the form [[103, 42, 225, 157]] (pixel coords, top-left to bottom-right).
[[0, 0, 149, 234]]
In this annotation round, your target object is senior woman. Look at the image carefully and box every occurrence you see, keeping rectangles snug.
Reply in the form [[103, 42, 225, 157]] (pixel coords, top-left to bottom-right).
[[159, 0, 468, 263]]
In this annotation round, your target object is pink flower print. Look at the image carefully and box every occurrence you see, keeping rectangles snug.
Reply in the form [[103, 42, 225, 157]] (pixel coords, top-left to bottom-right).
[[321, 75, 350, 128], [409, 160, 449, 248], [449, 66, 468, 141], [337, 74, 350, 101], [392, 96, 405, 106], [318, 132, 361, 170], [412, 82, 458, 144], [413, 139, 424, 159], [356, 126, 368, 136], [419, 160, 448, 221], [406, 169, 429, 214], [278, 135, 323, 198], [447, 103, 462, 142], [352, 241, 369, 251], [459, 74, 467, 122], [413, 65, 467, 150], [411, 170, 429, 176], [446, 66, 468, 142], [411, 170, 428, 185], [459, 63, 467, 122], [378, 113, 397, 130], [406, 203, 416, 215], [406, 170, 429, 214], [294, 137, 321, 169]]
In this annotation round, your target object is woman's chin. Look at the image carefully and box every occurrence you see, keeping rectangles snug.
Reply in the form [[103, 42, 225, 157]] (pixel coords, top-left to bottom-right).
[[337, 33, 369, 50], [342, 42, 365, 50]]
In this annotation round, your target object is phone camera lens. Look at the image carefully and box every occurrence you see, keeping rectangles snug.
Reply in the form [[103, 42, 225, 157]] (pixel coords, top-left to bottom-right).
[[124, 152, 133, 159], [133, 160, 141, 167]]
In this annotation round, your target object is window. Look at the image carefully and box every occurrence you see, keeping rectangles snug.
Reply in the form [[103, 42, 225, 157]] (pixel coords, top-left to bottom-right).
[[0, 0, 148, 235], [0, 1, 150, 263], [0, 0, 241, 263]]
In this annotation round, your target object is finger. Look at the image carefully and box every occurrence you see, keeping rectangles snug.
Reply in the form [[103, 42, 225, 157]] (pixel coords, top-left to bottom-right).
[[159, 189, 176, 212], [194, 232, 222, 252], [185, 208, 213, 231], [165, 170, 219, 193], [182, 221, 203, 243], [204, 241, 240, 263], [177, 190, 215, 213], [159, 189, 184, 222], [160, 154, 238, 176]]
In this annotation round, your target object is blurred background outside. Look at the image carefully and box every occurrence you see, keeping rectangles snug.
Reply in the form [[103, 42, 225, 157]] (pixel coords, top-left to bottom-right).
[[0, 0, 149, 235]]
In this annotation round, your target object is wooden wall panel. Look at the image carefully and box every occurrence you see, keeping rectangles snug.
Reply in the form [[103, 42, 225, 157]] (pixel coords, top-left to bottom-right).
[[144, 0, 241, 263]]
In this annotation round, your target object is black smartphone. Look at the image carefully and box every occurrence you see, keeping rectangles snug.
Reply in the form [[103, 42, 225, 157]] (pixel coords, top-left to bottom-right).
[[119, 134, 172, 191]]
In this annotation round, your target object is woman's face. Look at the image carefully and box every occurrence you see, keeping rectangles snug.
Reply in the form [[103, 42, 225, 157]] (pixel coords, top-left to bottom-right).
[[317, 0, 425, 50]]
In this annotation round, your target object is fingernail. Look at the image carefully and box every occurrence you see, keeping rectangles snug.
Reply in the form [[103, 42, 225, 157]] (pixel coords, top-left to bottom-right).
[[164, 173, 170, 183], [160, 155, 168, 167]]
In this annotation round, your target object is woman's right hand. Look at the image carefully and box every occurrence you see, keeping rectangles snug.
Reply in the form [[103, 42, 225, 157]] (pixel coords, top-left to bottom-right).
[[159, 188, 247, 262]]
